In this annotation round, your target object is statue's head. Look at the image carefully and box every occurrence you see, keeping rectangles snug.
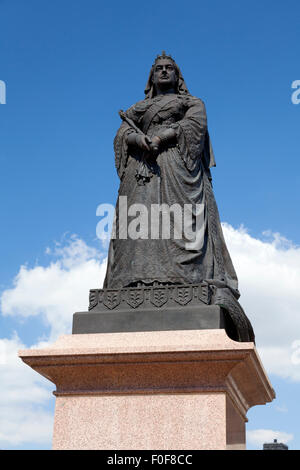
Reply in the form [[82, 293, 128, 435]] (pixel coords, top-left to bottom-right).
[[152, 53, 179, 93], [145, 52, 189, 99]]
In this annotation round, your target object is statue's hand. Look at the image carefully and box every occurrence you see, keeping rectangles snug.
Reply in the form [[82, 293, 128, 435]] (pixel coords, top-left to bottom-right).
[[148, 135, 161, 156], [135, 134, 152, 152], [127, 133, 152, 152]]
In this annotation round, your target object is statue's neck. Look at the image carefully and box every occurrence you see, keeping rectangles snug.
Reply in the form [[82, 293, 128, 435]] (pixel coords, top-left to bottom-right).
[[155, 87, 176, 96]]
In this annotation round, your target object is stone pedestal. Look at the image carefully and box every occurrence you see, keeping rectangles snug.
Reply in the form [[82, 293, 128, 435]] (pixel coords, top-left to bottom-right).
[[19, 330, 275, 450]]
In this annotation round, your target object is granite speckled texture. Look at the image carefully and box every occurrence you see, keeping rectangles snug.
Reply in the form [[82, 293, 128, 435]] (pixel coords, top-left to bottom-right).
[[19, 329, 275, 450]]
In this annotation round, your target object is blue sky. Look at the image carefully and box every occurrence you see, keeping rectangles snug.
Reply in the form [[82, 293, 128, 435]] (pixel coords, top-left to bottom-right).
[[0, 0, 299, 450]]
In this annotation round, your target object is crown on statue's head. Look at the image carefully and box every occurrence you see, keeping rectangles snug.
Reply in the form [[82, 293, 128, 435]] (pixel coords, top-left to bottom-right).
[[153, 51, 176, 65]]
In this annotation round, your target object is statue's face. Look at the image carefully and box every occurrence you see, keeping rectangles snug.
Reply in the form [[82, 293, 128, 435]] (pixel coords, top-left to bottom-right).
[[152, 59, 177, 92]]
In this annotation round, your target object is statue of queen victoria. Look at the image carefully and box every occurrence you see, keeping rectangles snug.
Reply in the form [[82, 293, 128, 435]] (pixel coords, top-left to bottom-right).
[[101, 52, 254, 343]]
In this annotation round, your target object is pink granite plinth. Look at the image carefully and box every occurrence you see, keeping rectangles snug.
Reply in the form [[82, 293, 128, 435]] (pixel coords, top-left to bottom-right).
[[19, 329, 275, 450]]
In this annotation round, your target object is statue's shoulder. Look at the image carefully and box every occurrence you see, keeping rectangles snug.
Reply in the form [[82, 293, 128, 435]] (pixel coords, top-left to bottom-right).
[[127, 98, 148, 112], [124, 99, 151, 121], [182, 94, 206, 108]]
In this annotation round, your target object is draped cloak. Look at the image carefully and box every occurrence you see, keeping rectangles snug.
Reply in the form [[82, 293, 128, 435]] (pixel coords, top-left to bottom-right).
[[103, 93, 255, 342]]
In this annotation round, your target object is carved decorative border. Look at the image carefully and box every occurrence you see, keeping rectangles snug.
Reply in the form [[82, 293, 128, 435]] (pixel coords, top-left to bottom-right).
[[88, 283, 211, 311]]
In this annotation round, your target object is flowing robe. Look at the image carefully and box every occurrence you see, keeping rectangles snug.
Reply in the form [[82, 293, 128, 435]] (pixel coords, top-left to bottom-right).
[[103, 93, 254, 342]]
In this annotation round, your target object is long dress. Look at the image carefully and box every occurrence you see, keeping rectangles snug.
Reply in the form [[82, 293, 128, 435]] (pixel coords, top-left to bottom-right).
[[103, 92, 254, 342]]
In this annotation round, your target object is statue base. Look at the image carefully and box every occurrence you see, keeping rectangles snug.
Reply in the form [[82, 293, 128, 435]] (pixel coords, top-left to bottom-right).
[[19, 329, 275, 450], [72, 284, 238, 340], [72, 305, 228, 334]]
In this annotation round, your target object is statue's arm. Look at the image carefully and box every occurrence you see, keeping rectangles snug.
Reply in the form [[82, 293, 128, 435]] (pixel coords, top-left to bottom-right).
[[114, 120, 136, 179], [114, 100, 154, 178], [170, 97, 208, 171]]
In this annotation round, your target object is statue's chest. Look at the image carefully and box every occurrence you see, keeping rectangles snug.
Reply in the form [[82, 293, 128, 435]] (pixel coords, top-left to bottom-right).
[[141, 98, 187, 132]]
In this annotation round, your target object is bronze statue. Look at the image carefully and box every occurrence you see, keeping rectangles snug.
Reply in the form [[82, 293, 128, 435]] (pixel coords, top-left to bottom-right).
[[81, 52, 254, 342]]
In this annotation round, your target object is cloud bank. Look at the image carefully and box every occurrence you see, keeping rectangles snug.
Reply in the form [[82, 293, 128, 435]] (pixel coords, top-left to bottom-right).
[[1, 235, 108, 341], [0, 334, 53, 447], [222, 223, 300, 382], [1, 226, 300, 448]]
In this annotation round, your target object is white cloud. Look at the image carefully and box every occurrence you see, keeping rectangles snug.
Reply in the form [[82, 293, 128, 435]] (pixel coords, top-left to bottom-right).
[[0, 406, 53, 447], [247, 429, 293, 447], [0, 334, 54, 447], [275, 405, 288, 413], [1, 235, 108, 341], [222, 223, 300, 382]]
